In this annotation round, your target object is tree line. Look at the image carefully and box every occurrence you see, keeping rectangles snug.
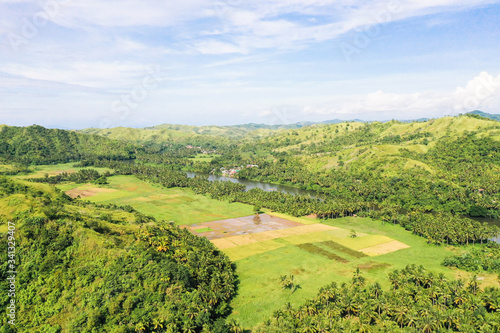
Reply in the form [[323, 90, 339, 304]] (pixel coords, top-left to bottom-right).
[[257, 265, 500, 332]]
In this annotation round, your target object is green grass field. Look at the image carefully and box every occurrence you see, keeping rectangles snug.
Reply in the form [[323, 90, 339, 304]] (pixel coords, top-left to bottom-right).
[[227, 216, 496, 329], [58, 175, 254, 225]]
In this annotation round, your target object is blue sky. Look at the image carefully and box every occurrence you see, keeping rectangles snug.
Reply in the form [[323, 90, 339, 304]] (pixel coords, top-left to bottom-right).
[[1, 0, 500, 129]]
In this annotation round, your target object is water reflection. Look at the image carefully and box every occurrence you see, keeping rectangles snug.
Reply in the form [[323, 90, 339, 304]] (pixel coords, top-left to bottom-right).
[[185, 172, 318, 198], [470, 217, 500, 244]]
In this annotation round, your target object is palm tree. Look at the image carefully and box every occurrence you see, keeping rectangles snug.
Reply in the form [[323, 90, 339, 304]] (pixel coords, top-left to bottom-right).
[[371, 296, 386, 316], [418, 315, 438, 333], [393, 306, 408, 328], [135, 322, 146, 333], [404, 309, 419, 328], [342, 295, 359, 318], [228, 319, 244, 333], [441, 308, 456, 330]]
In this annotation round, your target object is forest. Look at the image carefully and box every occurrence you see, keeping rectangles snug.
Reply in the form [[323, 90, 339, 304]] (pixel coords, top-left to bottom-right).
[[0, 113, 499, 332]]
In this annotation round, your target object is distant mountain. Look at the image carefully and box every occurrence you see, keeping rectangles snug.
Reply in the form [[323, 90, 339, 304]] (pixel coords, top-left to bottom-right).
[[467, 110, 500, 121], [321, 119, 364, 124], [228, 122, 315, 130], [208, 119, 363, 130]]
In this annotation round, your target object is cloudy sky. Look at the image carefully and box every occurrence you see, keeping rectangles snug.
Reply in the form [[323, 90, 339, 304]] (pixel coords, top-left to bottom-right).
[[1, 0, 500, 128]]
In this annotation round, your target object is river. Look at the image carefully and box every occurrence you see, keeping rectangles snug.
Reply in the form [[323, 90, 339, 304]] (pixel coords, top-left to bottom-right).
[[186, 172, 500, 243], [185, 172, 319, 198], [471, 217, 500, 244]]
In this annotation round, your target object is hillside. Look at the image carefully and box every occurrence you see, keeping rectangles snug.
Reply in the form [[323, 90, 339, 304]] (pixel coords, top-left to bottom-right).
[[74, 115, 500, 220], [0, 125, 136, 165], [209, 115, 500, 220], [78, 120, 364, 146], [1, 115, 499, 331], [78, 112, 500, 149], [0, 177, 237, 332], [243, 115, 500, 174], [78, 124, 276, 146]]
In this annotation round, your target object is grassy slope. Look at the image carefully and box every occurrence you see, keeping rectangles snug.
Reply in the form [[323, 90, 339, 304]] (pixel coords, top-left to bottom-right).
[[78, 124, 280, 143], [0, 187, 144, 300], [8, 116, 500, 329], [266, 116, 500, 174]]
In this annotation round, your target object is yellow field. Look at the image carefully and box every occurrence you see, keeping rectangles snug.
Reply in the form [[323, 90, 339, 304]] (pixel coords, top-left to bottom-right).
[[359, 240, 410, 256], [212, 224, 336, 254], [212, 219, 409, 262]]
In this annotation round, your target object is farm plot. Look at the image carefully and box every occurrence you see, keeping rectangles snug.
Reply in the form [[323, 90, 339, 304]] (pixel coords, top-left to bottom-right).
[[225, 216, 462, 329], [59, 175, 254, 224]]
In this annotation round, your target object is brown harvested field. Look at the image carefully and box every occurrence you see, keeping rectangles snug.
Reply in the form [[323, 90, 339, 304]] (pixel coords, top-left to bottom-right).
[[66, 187, 117, 199], [184, 214, 304, 240], [190, 225, 207, 230], [358, 240, 410, 256], [208, 224, 337, 249]]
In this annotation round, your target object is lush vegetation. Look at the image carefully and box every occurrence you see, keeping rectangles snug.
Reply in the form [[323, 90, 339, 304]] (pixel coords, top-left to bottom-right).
[[226, 216, 479, 328], [2, 114, 500, 331], [28, 168, 111, 185], [256, 265, 500, 332], [72, 159, 499, 245], [0, 177, 238, 332], [443, 243, 500, 273], [0, 125, 135, 165]]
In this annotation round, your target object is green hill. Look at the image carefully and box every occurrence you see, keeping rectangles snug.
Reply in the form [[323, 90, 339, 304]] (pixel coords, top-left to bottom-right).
[[0, 125, 136, 165], [0, 177, 237, 332], [77, 121, 359, 147], [78, 124, 276, 146], [214, 114, 500, 220]]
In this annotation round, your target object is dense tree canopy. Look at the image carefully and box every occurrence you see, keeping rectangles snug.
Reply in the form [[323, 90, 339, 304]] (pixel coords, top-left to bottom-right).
[[257, 265, 500, 333], [0, 177, 237, 332], [0, 125, 136, 165]]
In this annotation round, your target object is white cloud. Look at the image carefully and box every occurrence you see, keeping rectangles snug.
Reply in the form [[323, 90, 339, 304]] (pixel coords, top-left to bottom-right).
[[453, 71, 500, 111], [3, 0, 496, 53], [0, 61, 161, 89], [1, 0, 499, 127], [193, 40, 247, 55], [199, 0, 500, 53], [49, 0, 208, 28], [301, 72, 500, 118]]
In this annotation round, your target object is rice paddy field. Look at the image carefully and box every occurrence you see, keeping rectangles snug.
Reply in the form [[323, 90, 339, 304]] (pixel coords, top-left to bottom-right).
[[182, 211, 499, 328]]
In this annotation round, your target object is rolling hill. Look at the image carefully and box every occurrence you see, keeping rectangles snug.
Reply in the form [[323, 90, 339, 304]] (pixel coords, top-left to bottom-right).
[[467, 110, 500, 121]]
